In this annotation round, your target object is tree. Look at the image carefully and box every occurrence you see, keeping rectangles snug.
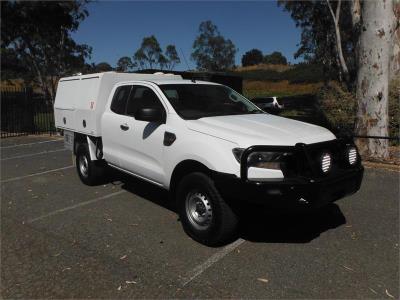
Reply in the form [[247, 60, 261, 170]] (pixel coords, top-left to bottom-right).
[[94, 62, 113, 72], [133, 35, 162, 69], [191, 21, 237, 71], [1, 48, 29, 82], [133, 48, 147, 70], [263, 51, 288, 65], [158, 54, 168, 70], [241, 49, 263, 66], [278, 1, 355, 85], [132, 36, 180, 70], [325, 0, 350, 83], [390, 3, 400, 80], [1, 1, 92, 100], [164, 45, 180, 70], [116, 56, 133, 72], [280, 0, 398, 159], [354, 0, 396, 159]]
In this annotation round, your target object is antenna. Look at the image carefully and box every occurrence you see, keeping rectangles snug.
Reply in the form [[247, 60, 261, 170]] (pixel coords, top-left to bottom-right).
[[180, 48, 191, 71]]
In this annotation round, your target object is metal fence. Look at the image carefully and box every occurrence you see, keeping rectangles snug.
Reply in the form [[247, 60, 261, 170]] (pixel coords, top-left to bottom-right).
[[1, 87, 56, 138]]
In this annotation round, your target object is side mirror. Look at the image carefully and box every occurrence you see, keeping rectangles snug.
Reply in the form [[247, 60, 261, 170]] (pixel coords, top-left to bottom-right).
[[135, 107, 164, 123]]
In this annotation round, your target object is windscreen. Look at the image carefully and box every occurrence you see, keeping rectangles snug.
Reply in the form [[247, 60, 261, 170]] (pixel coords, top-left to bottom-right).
[[159, 84, 264, 120]]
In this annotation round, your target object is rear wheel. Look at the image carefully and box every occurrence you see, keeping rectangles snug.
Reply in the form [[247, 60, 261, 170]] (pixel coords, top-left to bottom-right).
[[76, 143, 105, 186], [177, 172, 238, 246]]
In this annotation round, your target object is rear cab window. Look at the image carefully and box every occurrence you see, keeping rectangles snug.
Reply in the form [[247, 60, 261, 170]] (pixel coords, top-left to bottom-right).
[[110, 85, 132, 114]]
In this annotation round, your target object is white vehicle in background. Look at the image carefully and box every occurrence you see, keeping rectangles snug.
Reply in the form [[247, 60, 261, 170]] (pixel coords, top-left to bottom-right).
[[54, 72, 364, 246]]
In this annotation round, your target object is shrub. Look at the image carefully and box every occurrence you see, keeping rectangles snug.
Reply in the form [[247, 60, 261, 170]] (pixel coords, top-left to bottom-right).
[[263, 51, 287, 65], [317, 79, 399, 143], [284, 64, 324, 84], [316, 82, 356, 136], [241, 49, 263, 67]]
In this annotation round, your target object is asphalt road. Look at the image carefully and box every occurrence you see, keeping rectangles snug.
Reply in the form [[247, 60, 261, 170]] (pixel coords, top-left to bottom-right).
[[1, 135, 399, 299]]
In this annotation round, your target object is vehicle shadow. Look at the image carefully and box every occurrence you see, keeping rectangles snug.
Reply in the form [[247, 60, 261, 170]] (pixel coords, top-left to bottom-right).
[[106, 168, 175, 213], [237, 203, 346, 243], [105, 168, 346, 245]]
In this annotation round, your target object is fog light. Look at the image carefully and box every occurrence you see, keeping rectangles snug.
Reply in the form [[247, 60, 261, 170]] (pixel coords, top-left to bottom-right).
[[348, 147, 357, 165], [321, 152, 331, 173]]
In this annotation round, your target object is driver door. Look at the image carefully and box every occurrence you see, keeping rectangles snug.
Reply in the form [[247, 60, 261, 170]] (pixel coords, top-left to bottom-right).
[[117, 84, 167, 185]]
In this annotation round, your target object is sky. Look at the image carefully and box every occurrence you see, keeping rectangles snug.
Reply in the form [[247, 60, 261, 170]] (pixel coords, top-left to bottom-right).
[[72, 1, 302, 70]]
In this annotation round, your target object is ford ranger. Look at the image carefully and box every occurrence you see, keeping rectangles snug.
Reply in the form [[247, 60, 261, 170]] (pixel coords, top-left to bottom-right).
[[54, 72, 364, 245]]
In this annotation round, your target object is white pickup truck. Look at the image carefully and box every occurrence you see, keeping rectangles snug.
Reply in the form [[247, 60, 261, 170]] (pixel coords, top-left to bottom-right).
[[54, 72, 363, 245]]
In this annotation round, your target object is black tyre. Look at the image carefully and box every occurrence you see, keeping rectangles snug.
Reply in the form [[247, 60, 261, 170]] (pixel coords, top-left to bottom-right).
[[177, 172, 238, 246], [76, 143, 105, 186]]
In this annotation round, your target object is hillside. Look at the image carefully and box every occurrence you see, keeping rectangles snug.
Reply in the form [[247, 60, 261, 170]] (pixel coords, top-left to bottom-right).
[[230, 63, 325, 98], [233, 64, 292, 73]]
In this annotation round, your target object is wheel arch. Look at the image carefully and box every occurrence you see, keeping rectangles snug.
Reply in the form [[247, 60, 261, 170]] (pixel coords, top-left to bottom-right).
[[74, 133, 87, 155], [73, 133, 102, 161], [169, 159, 211, 195]]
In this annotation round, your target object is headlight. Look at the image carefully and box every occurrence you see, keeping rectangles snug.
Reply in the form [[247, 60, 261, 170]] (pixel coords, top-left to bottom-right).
[[232, 148, 290, 170], [247, 151, 286, 170]]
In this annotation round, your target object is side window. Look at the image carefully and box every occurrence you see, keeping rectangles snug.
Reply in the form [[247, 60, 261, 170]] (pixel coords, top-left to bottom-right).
[[110, 85, 132, 114], [126, 86, 165, 117]]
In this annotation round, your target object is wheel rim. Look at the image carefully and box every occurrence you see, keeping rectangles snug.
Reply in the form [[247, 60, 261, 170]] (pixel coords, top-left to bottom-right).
[[185, 191, 213, 230], [79, 155, 89, 178]]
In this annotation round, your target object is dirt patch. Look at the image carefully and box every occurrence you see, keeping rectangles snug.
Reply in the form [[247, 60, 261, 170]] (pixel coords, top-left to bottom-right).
[[363, 161, 400, 172], [362, 146, 400, 172]]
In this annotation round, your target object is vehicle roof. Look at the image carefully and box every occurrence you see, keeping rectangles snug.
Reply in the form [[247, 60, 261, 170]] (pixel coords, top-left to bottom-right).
[[59, 72, 221, 86], [144, 79, 221, 85], [112, 79, 222, 86]]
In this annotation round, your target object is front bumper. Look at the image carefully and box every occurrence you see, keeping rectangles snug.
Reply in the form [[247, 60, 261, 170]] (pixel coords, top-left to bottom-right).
[[214, 139, 364, 211], [214, 166, 363, 210]]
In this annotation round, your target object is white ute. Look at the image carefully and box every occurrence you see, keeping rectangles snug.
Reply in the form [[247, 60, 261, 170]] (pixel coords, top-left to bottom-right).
[[54, 72, 364, 245]]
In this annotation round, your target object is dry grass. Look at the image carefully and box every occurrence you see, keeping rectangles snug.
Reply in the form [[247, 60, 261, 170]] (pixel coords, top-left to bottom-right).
[[1, 78, 60, 94], [234, 64, 293, 73], [243, 80, 322, 98], [1, 79, 44, 93], [1, 79, 26, 90]]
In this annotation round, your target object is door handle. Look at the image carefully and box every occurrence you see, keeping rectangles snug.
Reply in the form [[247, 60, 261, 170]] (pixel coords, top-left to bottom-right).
[[120, 123, 129, 131]]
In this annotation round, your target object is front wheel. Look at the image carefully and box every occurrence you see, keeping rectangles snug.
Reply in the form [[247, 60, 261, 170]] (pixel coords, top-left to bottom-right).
[[177, 172, 238, 246], [76, 144, 105, 186]]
